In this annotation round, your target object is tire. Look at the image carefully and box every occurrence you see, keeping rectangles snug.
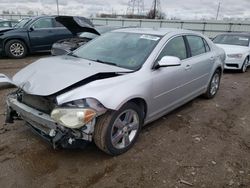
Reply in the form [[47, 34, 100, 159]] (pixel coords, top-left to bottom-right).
[[94, 102, 143, 156], [203, 69, 221, 99], [5, 39, 28, 59], [241, 57, 249, 73]]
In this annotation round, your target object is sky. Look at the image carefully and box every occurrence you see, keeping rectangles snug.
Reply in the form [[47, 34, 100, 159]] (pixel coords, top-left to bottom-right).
[[0, 0, 250, 20]]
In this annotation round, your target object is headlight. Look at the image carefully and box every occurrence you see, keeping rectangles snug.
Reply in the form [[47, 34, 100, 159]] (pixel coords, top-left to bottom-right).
[[51, 108, 96, 129], [227, 54, 243, 58]]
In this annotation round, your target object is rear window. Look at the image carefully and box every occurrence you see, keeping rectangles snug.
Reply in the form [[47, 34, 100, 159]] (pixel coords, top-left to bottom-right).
[[213, 35, 250, 46], [186, 35, 206, 56]]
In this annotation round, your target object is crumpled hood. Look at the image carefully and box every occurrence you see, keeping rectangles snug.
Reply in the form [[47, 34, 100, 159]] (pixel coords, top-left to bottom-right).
[[216, 44, 250, 54], [55, 16, 99, 36], [12, 56, 131, 96]]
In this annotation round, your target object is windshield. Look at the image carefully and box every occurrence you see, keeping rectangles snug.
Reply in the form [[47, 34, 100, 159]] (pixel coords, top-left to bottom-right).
[[213, 35, 250, 46], [14, 18, 32, 28], [73, 32, 161, 70]]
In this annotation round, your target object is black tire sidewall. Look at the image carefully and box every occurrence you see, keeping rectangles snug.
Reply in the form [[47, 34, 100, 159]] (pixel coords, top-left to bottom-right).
[[5, 40, 27, 59], [241, 58, 248, 73], [105, 102, 143, 155]]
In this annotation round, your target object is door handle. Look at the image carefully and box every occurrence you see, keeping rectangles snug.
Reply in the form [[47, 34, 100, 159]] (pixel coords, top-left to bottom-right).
[[185, 64, 192, 70]]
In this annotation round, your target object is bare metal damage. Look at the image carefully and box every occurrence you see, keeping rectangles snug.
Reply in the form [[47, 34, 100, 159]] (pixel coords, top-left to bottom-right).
[[6, 93, 107, 148]]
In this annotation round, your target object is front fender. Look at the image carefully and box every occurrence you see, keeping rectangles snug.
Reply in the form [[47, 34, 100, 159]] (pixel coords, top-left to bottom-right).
[[56, 74, 151, 111]]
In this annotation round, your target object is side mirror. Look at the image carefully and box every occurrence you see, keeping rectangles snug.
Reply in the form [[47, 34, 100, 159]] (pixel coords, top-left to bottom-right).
[[156, 56, 181, 69], [29, 26, 34, 32]]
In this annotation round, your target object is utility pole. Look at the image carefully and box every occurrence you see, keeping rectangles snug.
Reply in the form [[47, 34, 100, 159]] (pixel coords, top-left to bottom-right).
[[153, 0, 157, 19], [216, 2, 221, 20], [56, 0, 59, 15]]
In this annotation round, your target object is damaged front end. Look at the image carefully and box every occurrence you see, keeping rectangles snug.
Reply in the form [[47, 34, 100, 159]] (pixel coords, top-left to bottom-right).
[[6, 90, 107, 149]]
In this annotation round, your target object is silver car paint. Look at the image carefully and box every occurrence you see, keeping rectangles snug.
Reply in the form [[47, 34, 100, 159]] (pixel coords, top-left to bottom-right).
[[12, 55, 132, 96], [57, 29, 225, 124], [2, 28, 224, 126]]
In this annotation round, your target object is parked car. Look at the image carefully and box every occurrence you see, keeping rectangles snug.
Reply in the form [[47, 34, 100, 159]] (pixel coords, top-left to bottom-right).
[[51, 25, 119, 56], [0, 15, 95, 58], [213, 33, 250, 72], [0, 20, 18, 29], [1, 28, 225, 155]]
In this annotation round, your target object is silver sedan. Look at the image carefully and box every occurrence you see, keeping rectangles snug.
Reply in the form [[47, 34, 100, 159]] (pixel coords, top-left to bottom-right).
[[3, 28, 225, 155]]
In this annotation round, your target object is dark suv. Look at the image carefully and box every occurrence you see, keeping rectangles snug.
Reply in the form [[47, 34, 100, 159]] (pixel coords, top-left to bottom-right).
[[0, 16, 74, 58]]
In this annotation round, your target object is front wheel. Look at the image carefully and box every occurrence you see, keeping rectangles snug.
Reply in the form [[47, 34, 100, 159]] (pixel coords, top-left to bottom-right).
[[5, 39, 28, 59], [94, 102, 143, 155], [203, 69, 221, 99]]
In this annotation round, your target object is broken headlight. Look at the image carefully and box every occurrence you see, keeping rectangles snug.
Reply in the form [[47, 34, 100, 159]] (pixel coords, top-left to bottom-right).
[[51, 108, 96, 129]]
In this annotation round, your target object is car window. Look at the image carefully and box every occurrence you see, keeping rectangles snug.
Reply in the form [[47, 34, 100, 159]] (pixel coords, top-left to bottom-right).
[[73, 32, 161, 70], [0, 21, 10, 27], [186, 35, 206, 56], [32, 18, 53, 29], [203, 39, 210, 52], [213, 35, 250, 46], [157, 36, 187, 61]]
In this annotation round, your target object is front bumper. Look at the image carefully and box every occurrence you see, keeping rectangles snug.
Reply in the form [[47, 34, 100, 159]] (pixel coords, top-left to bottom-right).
[[224, 57, 244, 70], [6, 95, 91, 148]]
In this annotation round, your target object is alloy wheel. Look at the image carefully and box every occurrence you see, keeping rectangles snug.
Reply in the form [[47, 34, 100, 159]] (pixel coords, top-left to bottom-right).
[[210, 73, 220, 96], [111, 109, 139, 149], [9, 42, 24, 57]]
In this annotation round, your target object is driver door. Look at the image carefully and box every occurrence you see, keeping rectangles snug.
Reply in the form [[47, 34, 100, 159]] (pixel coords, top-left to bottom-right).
[[28, 17, 55, 51], [149, 36, 192, 118]]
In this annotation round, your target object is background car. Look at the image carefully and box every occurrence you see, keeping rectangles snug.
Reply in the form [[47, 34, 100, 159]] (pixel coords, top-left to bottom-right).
[[0, 15, 94, 58], [2, 28, 225, 155], [213, 33, 250, 72], [0, 20, 18, 30], [51, 25, 120, 56]]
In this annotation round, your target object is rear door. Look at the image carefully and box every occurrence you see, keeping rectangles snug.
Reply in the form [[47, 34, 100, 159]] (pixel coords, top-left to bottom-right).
[[184, 35, 214, 91], [51, 18, 73, 42]]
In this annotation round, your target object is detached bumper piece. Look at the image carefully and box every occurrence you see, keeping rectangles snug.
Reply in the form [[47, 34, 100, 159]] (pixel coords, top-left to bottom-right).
[[6, 95, 90, 149]]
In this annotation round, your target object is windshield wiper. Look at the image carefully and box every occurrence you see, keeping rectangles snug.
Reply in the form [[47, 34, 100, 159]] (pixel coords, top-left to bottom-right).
[[95, 59, 118, 66], [68, 53, 80, 58]]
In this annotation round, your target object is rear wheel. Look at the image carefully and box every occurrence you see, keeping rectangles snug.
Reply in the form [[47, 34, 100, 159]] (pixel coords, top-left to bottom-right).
[[241, 57, 249, 73], [94, 102, 143, 155], [5, 39, 27, 59], [203, 69, 221, 99]]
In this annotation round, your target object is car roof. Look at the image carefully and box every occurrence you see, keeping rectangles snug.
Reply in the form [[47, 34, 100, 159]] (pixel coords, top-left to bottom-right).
[[113, 27, 196, 36]]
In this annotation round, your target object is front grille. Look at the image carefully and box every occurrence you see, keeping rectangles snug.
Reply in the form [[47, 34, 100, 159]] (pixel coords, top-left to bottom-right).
[[19, 92, 56, 114], [226, 64, 239, 68]]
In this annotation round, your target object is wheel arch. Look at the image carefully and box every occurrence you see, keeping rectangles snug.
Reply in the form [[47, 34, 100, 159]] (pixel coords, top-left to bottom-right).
[[126, 98, 147, 120], [215, 66, 223, 74]]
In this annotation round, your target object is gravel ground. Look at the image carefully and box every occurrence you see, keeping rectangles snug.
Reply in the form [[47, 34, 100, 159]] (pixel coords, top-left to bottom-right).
[[0, 54, 249, 188]]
